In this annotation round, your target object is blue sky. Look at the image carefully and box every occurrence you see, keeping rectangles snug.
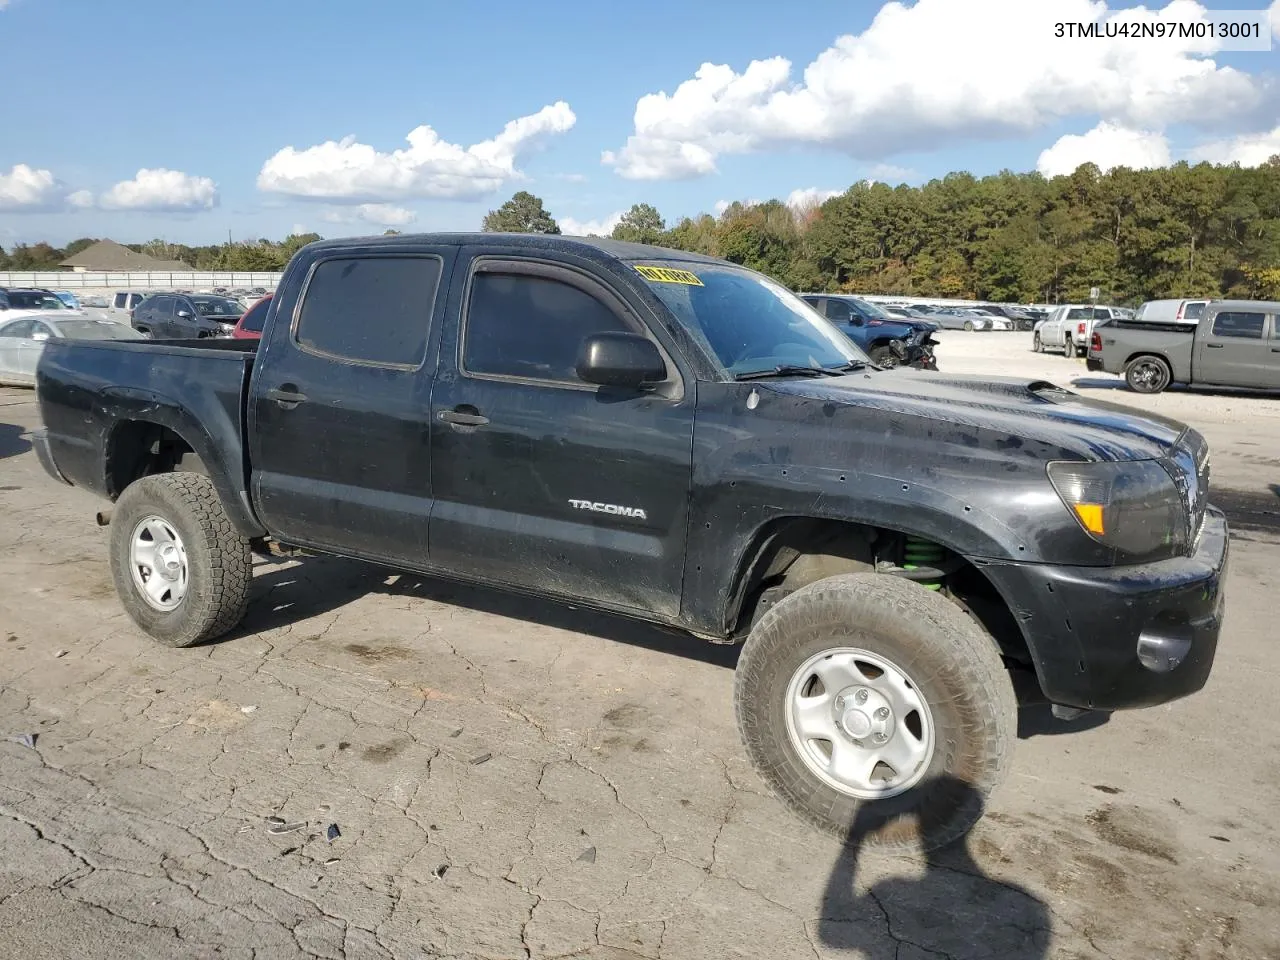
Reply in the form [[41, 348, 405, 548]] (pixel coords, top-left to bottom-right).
[[1, 0, 1277, 246]]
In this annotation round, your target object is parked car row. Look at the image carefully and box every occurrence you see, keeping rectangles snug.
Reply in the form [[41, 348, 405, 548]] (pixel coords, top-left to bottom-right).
[[800, 294, 939, 369]]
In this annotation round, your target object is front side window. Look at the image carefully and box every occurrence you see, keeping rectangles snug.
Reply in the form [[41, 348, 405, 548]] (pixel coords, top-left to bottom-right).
[[1211, 311, 1265, 339], [0, 318, 36, 338], [634, 261, 865, 376], [463, 272, 631, 383], [296, 256, 442, 366]]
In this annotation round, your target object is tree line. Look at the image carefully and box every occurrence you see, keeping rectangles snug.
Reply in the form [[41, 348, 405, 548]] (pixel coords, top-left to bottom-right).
[[483, 159, 1280, 304], [6, 159, 1279, 303], [0, 233, 328, 273]]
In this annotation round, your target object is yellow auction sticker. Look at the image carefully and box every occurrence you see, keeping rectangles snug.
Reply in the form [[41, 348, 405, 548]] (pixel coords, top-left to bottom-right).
[[634, 265, 703, 286]]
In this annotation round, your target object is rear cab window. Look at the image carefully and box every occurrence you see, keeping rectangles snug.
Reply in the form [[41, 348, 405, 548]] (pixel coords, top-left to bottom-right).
[[1182, 301, 1207, 320], [295, 256, 443, 367]]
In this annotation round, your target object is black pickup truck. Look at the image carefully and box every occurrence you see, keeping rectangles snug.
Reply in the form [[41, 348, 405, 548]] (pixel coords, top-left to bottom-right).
[[33, 233, 1228, 851]]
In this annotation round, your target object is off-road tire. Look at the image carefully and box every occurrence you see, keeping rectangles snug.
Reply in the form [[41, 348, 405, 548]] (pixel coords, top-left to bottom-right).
[[108, 472, 251, 647], [734, 573, 1015, 853], [1124, 354, 1172, 394]]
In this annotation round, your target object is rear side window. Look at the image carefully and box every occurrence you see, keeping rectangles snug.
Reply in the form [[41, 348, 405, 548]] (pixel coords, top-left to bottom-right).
[[1211, 311, 1265, 339], [463, 272, 630, 383], [295, 256, 442, 367]]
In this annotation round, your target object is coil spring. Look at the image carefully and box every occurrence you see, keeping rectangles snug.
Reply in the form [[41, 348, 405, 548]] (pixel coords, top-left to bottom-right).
[[903, 536, 945, 590]]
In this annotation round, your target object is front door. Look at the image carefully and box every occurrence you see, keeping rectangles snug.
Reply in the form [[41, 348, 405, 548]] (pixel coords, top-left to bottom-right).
[[1197, 309, 1271, 387], [428, 253, 695, 618], [249, 246, 455, 567]]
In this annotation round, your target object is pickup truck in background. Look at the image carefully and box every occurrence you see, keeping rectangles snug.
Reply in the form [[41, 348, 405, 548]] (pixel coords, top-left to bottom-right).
[[1089, 298, 1280, 393], [1034, 304, 1118, 357], [33, 233, 1227, 852]]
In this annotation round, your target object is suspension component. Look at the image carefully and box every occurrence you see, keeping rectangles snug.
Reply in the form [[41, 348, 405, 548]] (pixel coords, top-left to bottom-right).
[[902, 536, 946, 590]]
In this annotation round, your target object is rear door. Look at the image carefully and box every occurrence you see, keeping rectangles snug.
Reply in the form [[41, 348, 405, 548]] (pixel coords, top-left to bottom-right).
[[249, 245, 456, 566], [1196, 309, 1270, 387], [427, 252, 694, 617], [143, 296, 174, 337]]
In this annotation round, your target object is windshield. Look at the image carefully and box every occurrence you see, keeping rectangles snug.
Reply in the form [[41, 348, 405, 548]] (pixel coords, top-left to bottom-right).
[[7, 291, 68, 310], [53, 320, 146, 340], [849, 297, 893, 320], [190, 296, 244, 318], [634, 261, 866, 376]]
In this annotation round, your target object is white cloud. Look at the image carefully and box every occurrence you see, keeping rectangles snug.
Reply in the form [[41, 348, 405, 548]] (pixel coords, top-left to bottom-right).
[[786, 187, 841, 210], [867, 163, 914, 183], [1273, 0, 1280, 39], [66, 189, 95, 209], [322, 203, 418, 227], [98, 168, 218, 211], [604, 0, 1264, 180], [259, 102, 576, 202], [1037, 121, 1172, 176], [1189, 126, 1280, 166], [559, 211, 623, 236], [0, 164, 60, 210]]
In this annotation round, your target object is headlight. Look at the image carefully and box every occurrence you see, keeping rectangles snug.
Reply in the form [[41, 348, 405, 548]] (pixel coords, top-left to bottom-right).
[[1047, 459, 1189, 563]]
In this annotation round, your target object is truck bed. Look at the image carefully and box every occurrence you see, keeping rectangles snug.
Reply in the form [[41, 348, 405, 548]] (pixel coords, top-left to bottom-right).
[[36, 338, 258, 527], [1095, 319, 1195, 377]]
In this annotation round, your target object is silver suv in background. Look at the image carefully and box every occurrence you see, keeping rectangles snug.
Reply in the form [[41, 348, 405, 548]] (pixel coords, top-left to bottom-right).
[[1134, 299, 1209, 325], [109, 291, 148, 322]]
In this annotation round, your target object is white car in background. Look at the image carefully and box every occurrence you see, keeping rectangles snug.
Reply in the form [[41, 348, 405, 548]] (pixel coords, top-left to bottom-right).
[[0, 314, 144, 386], [1133, 299, 1208, 325]]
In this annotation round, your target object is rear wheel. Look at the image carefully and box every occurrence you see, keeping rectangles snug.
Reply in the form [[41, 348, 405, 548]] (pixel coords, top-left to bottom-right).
[[108, 473, 251, 647], [1125, 354, 1171, 394], [734, 573, 1015, 853]]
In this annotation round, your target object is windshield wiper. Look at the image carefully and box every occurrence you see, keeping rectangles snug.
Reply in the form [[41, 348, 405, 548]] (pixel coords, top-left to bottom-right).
[[734, 362, 863, 381]]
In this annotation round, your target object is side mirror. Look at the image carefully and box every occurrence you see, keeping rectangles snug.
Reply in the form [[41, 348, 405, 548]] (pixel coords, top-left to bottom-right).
[[176, 309, 192, 318], [576, 332, 666, 388]]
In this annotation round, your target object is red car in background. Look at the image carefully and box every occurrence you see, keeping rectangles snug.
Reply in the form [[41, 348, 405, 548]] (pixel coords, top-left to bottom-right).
[[232, 293, 272, 340]]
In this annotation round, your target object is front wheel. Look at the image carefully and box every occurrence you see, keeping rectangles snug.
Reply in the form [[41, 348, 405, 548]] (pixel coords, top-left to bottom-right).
[[962, 320, 974, 332], [867, 345, 900, 368], [1125, 354, 1171, 394], [734, 573, 1015, 853], [1032, 332, 1042, 353], [108, 472, 251, 647]]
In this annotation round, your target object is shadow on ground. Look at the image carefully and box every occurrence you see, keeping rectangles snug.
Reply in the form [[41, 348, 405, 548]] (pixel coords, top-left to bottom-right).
[[230, 552, 741, 669], [817, 776, 1050, 958], [0, 421, 31, 461]]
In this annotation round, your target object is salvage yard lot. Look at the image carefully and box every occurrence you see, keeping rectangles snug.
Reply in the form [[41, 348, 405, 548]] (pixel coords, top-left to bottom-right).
[[2, 332, 1279, 960]]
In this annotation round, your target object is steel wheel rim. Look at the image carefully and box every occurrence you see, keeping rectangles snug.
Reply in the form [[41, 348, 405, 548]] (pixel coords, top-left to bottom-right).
[[129, 515, 189, 611], [785, 647, 935, 800]]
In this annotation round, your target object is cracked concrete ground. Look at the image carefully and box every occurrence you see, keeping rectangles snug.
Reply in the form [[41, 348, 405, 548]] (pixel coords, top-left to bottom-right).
[[3, 340, 1280, 959]]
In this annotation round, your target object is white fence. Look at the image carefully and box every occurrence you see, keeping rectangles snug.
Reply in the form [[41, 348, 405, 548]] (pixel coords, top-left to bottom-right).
[[0, 271, 284, 291]]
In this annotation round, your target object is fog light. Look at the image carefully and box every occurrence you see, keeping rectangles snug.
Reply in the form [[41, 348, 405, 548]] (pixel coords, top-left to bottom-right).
[[1136, 630, 1192, 673]]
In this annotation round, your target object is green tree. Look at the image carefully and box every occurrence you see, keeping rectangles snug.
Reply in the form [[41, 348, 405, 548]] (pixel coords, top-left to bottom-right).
[[611, 203, 666, 244], [482, 191, 560, 234], [62, 237, 98, 258]]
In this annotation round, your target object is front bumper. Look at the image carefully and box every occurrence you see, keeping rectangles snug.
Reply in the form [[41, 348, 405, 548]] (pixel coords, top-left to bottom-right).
[[31, 427, 71, 486], [981, 507, 1228, 711]]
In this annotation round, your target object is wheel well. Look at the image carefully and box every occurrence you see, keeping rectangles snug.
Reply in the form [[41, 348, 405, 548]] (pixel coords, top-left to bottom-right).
[[728, 517, 1031, 668], [1124, 350, 1168, 368], [105, 420, 202, 499]]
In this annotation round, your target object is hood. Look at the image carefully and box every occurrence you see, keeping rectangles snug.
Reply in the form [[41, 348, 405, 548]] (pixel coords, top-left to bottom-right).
[[765, 370, 1187, 462]]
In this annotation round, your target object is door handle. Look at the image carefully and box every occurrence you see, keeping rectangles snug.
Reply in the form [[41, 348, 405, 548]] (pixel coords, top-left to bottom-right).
[[437, 408, 489, 427], [1205, 343, 1223, 349], [267, 385, 308, 408]]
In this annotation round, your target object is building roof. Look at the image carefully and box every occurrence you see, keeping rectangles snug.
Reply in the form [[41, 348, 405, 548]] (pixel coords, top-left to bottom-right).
[[59, 239, 192, 271]]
